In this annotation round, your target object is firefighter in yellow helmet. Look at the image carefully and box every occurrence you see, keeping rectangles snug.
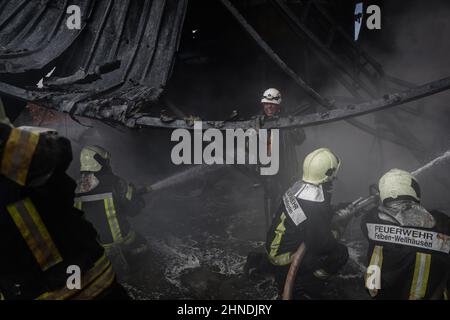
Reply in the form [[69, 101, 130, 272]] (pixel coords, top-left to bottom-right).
[[75, 145, 148, 275], [265, 147, 349, 299], [0, 98, 129, 300], [361, 169, 450, 299]]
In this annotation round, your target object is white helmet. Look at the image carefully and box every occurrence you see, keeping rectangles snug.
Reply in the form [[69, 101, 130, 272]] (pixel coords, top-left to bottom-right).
[[379, 169, 420, 203], [261, 88, 282, 105], [302, 148, 340, 185]]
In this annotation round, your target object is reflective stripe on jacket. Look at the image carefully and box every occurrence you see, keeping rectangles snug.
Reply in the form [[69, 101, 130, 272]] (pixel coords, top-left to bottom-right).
[[1, 128, 39, 186], [6, 197, 63, 271], [74, 193, 124, 243], [36, 254, 115, 300]]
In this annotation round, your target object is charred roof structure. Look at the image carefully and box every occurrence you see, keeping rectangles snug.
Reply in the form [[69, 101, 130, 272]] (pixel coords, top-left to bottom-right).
[[0, 0, 449, 131], [0, 0, 187, 121]]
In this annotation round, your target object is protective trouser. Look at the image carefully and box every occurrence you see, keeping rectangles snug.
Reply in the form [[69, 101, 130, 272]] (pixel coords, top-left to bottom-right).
[[5, 198, 116, 300], [272, 243, 348, 299]]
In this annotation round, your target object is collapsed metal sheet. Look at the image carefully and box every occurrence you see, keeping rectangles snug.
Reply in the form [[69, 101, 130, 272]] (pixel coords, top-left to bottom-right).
[[0, 0, 93, 73], [2, 75, 448, 130], [0, 0, 188, 112]]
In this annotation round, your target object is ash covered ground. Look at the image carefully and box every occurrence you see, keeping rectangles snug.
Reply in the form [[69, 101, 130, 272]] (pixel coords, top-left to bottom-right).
[[120, 168, 370, 300]]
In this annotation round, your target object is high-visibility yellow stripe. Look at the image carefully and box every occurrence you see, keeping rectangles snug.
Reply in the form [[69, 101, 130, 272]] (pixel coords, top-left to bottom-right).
[[74, 201, 82, 210], [1, 128, 39, 186], [75, 193, 123, 244], [125, 184, 133, 201], [37, 254, 115, 300], [102, 230, 135, 249], [268, 213, 292, 266], [74, 264, 115, 300], [23, 199, 63, 268], [444, 289, 448, 300], [104, 197, 123, 242], [7, 198, 63, 271], [269, 252, 292, 266], [269, 213, 286, 257], [75, 193, 112, 203], [409, 253, 431, 300], [366, 245, 383, 297]]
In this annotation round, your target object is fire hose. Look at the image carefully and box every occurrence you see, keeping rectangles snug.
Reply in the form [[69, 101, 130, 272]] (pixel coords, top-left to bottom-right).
[[282, 242, 307, 300]]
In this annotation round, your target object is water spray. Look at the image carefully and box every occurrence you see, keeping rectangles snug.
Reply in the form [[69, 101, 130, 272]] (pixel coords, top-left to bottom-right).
[[340, 149, 450, 219], [411, 151, 450, 176], [138, 165, 226, 194]]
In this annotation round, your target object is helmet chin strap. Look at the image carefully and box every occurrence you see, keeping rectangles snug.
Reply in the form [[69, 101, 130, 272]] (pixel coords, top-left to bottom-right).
[[323, 180, 334, 192]]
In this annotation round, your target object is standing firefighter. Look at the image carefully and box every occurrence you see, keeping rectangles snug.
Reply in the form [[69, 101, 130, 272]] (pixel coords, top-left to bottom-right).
[[0, 99, 128, 300], [75, 146, 148, 274], [259, 88, 306, 229], [265, 148, 349, 299], [362, 169, 450, 300]]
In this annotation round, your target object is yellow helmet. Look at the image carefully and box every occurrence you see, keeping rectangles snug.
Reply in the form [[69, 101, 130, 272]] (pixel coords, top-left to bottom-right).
[[302, 148, 340, 185], [80, 145, 110, 172], [379, 169, 420, 203], [0, 97, 12, 127]]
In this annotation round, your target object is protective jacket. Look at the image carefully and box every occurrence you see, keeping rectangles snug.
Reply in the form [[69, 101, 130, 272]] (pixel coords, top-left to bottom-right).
[[362, 200, 450, 300], [266, 181, 348, 274], [258, 126, 305, 188], [75, 170, 145, 249], [0, 124, 119, 300]]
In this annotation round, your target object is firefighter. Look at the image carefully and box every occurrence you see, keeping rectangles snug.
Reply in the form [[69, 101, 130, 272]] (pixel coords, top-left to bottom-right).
[[265, 147, 349, 299], [362, 169, 450, 300], [75, 145, 148, 275], [0, 98, 129, 300], [259, 88, 306, 229]]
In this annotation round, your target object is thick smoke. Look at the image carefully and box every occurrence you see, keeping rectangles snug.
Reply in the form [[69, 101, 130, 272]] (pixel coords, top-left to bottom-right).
[[303, 0, 450, 211]]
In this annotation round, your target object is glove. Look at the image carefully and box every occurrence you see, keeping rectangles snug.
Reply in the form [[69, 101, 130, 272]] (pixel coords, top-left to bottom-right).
[[331, 204, 357, 239]]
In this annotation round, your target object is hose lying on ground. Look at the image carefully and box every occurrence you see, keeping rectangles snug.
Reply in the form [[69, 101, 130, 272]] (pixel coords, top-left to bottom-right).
[[282, 242, 307, 300]]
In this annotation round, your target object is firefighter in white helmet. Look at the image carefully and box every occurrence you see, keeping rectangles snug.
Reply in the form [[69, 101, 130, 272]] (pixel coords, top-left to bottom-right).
[[257, 89, 306, 230], [361, 169, 450, 299], [264, 147, 349, 299], [75, 145, 148, 276], [244, 88, 307, 282]]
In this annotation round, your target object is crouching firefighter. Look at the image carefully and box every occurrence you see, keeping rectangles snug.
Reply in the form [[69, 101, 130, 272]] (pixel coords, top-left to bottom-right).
[[265, 148, 349, 299], [0, 99, 129, 300], [362, 169, 450, 300], [75, 146, 149, 275]]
